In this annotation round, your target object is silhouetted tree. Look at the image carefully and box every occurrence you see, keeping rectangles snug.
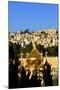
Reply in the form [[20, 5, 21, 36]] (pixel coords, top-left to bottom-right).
[[9, 56, 20, 88], [24, 29, 29, 33], [9, 42, 15, 60], [36, 44, 44, 55], [43, 60, 53, 86]]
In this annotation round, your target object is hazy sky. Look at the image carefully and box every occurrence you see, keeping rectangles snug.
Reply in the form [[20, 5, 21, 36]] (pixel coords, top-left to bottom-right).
[[8, 1, 58, 32]]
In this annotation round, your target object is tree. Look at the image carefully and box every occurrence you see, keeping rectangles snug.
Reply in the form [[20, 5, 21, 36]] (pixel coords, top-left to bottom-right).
[[24, 29, 29, 33], [43, 60, 53, 86], [22, 42, 33, 57], [9, 42, 15, 60], [36, 44, 44, 55], [47, 46, 58, 56]]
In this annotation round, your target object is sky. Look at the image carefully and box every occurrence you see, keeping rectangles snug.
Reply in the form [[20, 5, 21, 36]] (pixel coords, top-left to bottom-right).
[[8, 1, 58, 32]]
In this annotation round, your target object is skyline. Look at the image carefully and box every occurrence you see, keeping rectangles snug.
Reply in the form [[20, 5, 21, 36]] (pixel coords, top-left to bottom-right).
[[8, 1, 58, 32]]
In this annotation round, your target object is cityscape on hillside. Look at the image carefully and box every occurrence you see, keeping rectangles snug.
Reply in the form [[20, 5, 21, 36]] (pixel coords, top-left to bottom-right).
[[9, 29, 58, 48]]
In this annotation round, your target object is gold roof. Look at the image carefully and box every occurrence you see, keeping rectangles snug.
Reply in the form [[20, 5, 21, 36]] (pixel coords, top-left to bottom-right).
[[26, 40, 42, 65], [27, 48, 41, 59]]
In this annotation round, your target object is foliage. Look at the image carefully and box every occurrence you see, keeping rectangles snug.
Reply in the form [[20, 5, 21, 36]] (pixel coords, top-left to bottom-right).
[[43, 60, 53, 86], [9, 42, 33, 59], [36, 44, 58, 56], [47, 46, 58, 56]]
